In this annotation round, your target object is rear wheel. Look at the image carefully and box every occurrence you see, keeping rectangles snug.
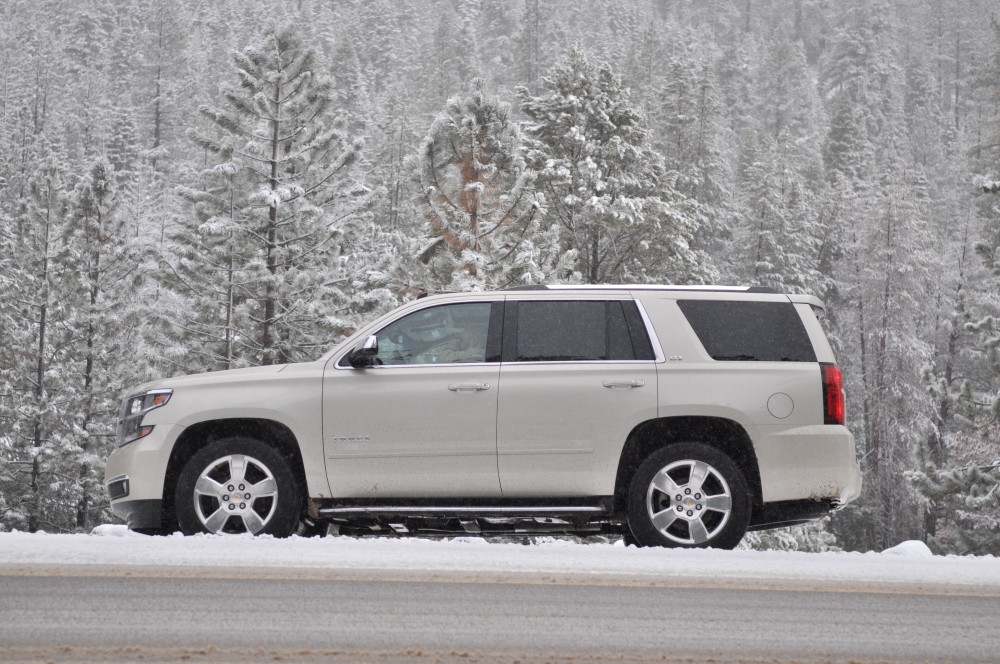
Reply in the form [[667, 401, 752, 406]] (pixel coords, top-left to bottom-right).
[[627, 443, 751, 549], [175, 437, 302, 537]]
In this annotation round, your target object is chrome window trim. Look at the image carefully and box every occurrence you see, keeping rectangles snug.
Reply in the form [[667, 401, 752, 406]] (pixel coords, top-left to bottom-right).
[[336, 361, 499, 371], [500, 360, 657, 366], [333, 297, 664, 368]]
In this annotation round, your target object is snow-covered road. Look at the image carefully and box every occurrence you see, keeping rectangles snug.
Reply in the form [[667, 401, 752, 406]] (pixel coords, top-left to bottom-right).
[[4, 529, 1000, 663], [2, 527, 1000, 594]]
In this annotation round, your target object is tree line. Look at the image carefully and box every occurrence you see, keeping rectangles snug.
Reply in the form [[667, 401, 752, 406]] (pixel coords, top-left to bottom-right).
[[0, 0, 999, 553]]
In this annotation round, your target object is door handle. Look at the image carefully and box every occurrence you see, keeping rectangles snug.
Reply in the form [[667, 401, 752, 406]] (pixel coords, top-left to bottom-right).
[[603, 379, 645, 389], [448, 383, 491, 392]]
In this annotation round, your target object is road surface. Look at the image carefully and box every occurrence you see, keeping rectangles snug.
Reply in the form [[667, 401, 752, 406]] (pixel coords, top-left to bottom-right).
[[2, 565, 998, 663]]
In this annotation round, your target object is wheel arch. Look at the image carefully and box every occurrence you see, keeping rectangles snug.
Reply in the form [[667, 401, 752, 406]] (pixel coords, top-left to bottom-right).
[[161, 418, 308, 531], [614, 416, 762, 515]]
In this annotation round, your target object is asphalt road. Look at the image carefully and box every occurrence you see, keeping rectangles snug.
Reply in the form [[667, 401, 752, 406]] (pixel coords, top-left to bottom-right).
[[1, 567, 998, 663]]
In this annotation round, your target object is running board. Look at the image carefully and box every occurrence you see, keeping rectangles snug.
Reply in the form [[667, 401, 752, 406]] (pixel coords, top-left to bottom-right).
[[319, 505, 607, 516]]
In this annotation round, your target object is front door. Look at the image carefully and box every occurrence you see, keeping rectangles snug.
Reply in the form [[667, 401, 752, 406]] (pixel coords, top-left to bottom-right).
[[323, 301, 503, 497]]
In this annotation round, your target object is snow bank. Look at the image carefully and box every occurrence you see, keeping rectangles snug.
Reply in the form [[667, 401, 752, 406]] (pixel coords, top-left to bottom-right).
[[1, 528, 998, 592]]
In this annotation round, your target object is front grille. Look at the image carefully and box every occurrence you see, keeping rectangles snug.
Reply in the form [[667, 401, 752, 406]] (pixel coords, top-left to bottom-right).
[[107, 476, 130, 500]]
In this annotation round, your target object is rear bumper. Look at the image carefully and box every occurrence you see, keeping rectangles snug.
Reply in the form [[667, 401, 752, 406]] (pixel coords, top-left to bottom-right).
[[749, 499, 838, 531], [754, 424, 863, 504]]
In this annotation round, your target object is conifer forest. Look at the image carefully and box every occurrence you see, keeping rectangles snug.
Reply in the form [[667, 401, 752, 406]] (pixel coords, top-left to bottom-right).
[[1, 0, 999, 554]]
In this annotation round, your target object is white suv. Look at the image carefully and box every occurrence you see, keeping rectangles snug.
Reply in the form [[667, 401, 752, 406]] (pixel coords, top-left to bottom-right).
[[105, 285, 862, 549]]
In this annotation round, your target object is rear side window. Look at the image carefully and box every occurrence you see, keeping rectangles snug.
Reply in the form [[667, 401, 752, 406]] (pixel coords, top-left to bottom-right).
[[508, 300, 655, 362], [677, 300, 816, 362]]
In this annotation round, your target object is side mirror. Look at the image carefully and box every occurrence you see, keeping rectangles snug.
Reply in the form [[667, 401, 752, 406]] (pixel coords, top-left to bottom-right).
[[349, 335, 379, 368]]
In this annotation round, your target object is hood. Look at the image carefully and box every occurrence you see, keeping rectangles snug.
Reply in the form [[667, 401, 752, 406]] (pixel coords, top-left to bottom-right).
[[123, 364, 289, 397]]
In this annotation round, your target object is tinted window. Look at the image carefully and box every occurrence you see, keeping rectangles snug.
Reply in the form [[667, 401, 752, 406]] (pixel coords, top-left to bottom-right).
[[512, 301, 652, 362], [623, 301, 656, 361], [372, 303, 493, 365], [677, 300, 816, 362], [517, 301, 605, 361]]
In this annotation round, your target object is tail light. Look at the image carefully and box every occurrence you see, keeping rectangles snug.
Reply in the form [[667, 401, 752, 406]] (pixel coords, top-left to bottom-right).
[[820, 363, 845, 425]]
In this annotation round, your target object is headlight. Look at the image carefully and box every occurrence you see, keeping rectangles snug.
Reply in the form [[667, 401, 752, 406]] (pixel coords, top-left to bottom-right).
[[117, 389, 173, 447]]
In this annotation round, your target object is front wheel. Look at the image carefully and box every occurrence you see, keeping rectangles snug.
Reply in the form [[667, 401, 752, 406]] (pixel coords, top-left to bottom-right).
[[627, 443, 751, 549], [175, 437, 302, 537]]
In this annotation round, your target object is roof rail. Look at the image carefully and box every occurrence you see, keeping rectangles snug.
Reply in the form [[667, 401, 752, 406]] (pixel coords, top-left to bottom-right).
[[506, 284, 778, 294]]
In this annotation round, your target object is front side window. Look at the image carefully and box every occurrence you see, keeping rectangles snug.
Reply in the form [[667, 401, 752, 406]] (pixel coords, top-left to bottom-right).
[[373, 303, 493, 366]]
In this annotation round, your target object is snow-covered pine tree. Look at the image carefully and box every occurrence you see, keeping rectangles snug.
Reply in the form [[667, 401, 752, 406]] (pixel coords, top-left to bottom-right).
[[1, 155, 81, 532], [515, 0, 544, 89], [477, 0, 518, 90], [0, 207, 15, 530], [753, 24, 826, 185], [408, 78, 574, 292], [836, 171, 938, 550], [908, 443, 1000, 554], [420, 13, 477, 113], [174, 25, 371, 368], [735, 136, 822, 294], [518, 45, 711, 285], [66, 157, 144, 529], [649, 28, 735, 268], [329, 37, 370, 132], [909, 15, 1000, 554], [138, 0, 189, 171]]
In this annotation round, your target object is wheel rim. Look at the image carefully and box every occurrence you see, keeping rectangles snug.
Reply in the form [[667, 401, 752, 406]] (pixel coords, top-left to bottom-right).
[[645, 459, 733, 545], [192, 454, 279, 534]]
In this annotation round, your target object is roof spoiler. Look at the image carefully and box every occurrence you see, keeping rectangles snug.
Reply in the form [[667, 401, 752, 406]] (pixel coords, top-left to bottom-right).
[[788, 294, 827, 318]]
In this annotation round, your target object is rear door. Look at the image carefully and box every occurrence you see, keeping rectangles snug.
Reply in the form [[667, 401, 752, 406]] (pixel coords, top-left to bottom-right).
[[495, 297, 659, 496]]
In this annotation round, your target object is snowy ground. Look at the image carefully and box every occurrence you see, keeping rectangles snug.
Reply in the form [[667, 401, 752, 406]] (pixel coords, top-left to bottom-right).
[[2, 526, 1000, 594]]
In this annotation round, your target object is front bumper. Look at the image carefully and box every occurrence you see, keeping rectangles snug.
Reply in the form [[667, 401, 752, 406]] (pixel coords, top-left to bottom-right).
[[104, 421, 185, 531], [110, 498, 164, 530]]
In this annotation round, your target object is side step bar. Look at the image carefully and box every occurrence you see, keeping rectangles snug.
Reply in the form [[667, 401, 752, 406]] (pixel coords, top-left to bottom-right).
[[319, 505, 606, 516]]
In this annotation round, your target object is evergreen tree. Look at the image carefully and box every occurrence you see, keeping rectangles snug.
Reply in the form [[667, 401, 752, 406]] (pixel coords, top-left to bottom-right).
[[735, 136, 822, 294], [139, 0, 189, 170], [908, 442, 1000, 555], [67, 157, 144, 529], [408, 78, 574, 292], [478, 0, 519, 89], [175, 25, 370, 367], [518, 46, 711, 284], [650, 29, 735, 265], [421, 12, 477, 111], [834, 172, 938, 550], [1, 155, 80, 532], [754, 25, 825, 184]]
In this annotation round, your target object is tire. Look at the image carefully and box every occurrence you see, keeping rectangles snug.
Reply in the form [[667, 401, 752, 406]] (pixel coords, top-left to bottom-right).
[[627, 443, 751, 550], [174, 437, 302, 537], [621, 531, 642, 547]]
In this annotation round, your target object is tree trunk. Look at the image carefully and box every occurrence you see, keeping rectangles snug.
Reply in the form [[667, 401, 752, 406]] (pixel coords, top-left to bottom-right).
[[28, 179, 54, 533], [262, 76, 282, 365], [77, 197, 105, 530]]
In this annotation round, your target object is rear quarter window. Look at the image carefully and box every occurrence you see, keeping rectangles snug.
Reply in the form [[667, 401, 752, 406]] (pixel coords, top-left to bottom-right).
[[676, 300, 816, 362]]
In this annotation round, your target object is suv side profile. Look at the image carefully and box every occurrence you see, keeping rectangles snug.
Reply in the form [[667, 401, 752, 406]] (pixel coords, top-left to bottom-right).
[[105, 285, 862, 549]]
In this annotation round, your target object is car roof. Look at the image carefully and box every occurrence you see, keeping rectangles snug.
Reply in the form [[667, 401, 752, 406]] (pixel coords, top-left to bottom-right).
[[504, 284, 777, 293]]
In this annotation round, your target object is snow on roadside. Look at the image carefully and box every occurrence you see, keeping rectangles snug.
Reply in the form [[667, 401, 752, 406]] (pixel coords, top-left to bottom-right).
[[2, 526, 999, 592]]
